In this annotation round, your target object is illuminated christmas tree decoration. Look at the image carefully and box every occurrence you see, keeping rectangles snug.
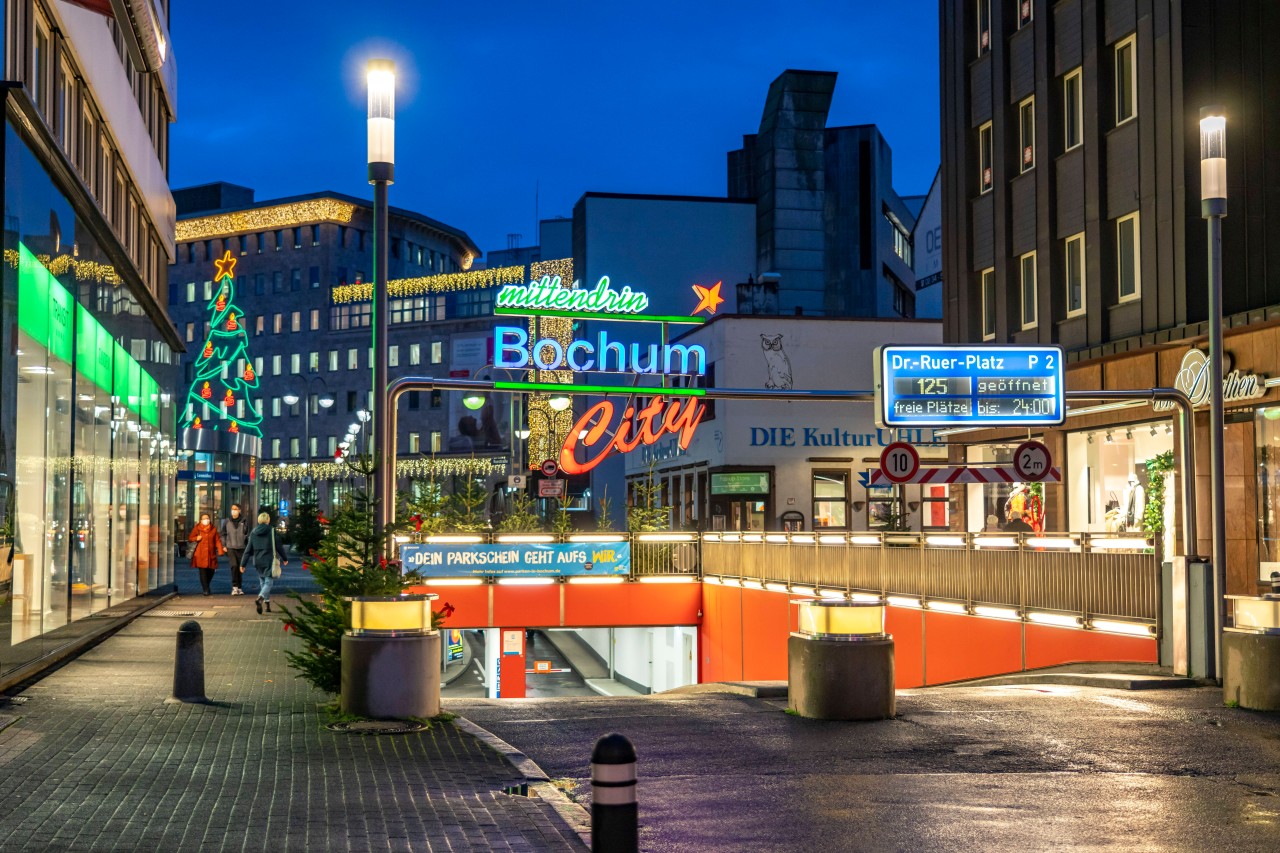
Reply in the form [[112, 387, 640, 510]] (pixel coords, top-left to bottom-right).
[[180, 251, 264, 436]]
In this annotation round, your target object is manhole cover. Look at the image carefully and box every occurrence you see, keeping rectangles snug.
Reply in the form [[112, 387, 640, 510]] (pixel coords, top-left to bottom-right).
[[327, 720, 430, 735], [143, 610, 213, 618]]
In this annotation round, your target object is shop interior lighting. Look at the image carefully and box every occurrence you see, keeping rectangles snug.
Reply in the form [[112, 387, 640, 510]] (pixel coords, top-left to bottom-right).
[[568, 576, 625, 585], [425, 535, 484, 544], [1090, 619, 1155, 636], [496, 577, 556, 586], [887, 595, 923, 609], [974, 605, 1021, 620], [1087, 433, 1094, 444], [818, 534, 848, 545], [1027, 611, 1083, 628], [495, 534, 554, 544], [1105, 431, 1114, 443], [818, 588, 848, 599], [638, 575, 696, 584], [1125, 428, 1133, 439], [1150, 425, 1159, 437], [926, 600, 969, 614], [1165, 424, 1173, 435], [424, 578, 484, 586], [765, 582, 790, 593], [926, 535, 967, 548]]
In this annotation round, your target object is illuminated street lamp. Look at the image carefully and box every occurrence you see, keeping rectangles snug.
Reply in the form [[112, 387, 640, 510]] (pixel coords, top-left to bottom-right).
[[367, 58, 395, 540], [548, 394, 571, 412], [1201, 106, 1227, 678], [462, 391, 487, 411]]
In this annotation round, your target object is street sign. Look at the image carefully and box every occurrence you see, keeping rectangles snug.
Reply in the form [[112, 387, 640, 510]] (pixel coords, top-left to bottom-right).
[[278, 499, 290, 518], [540, 459, 558, 477], [538, 478, 567, 498], [865, 466, 1061, 487], [1013, 440, 1053, 482], [874, 345, 1065, 428], [534, 660, 552, 674], [879, 442, 920, 484], [508, 474, 527, 490]]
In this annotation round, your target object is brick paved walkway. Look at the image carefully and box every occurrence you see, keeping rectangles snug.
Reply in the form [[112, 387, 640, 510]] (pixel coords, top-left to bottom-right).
[[0, 563, 584, 852]]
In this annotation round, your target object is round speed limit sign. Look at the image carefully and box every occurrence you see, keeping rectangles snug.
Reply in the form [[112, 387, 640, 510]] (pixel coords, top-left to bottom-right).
[[879, 442, 920, 484], [1013, 440, 1052, 482]]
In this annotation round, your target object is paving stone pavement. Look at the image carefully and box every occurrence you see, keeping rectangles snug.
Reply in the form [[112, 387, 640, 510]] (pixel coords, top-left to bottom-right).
[[0, 562, 584, 852]]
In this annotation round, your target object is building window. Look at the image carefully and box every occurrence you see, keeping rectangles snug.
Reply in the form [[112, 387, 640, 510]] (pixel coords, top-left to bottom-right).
[[310, 266, 320, 288], [1115, 35, 1136, 125], [408, 391, 420, 410], [977, 0, 991, 55], [311, 225, 320, 246], [290, 353, 301, 374], [1017, 0, 1032, 28], [289, 438, 300, 458], [888, 216, 912, 266], [291, 311, 301, 333], [981, 267, 996, 340], [1020, 251, 1037, 329], [1065, 233, 1086, 317], [348, 348, 359, 370], [430, 390, 442, 409], [185, 281, 196, 302], [979, 121, 993, 193], [185, 323, 194, 342], [328, 436, 337, 457], [812, 471, 849, 529], [430, 341, 443, 364], [1064, 68, 1083, 150], [271, 439, 280, 459], [347, 390, 358, 412], [409, 343, 421, 365], [255, 316, 264, 336], [867, 485, 902, 530], [1117, 212, 1140, 301], [271, 397, 282, 417], [1019, 97, 1035, 172], [430, 431, 442, 453], [273, 313, 283, 334], [254, 357, 263, 377], [272, 355, 282, 375], [389, 345, 399, 368], [274, 230, 283, 251], [308, 352, 319, 373], [291, 268, 301, 291], [310, 309, 320, 330], [892, 280, 916, 319], [293, 228, 302, 249], [921, 484, 951, 529], [328, 350, 339, 371], [272, 271, 283, 293], [408, 432, 420, 453]]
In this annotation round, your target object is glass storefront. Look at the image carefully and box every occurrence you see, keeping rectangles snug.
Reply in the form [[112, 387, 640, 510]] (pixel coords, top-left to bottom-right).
[[1256, 408, 1280, 582], [1066, 422, 1172, 533], [1, 116, 175, 677], [965, 442, 1020, 531]]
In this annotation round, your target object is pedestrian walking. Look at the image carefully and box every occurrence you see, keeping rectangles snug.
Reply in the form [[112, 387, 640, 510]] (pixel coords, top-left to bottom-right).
[[241, 512, 287, 615], [219, 504, 250, 595], [187, 513, 224, 596]]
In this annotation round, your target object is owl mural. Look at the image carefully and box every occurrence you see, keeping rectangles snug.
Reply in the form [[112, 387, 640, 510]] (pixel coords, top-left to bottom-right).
[[760, 334, 793, 390]]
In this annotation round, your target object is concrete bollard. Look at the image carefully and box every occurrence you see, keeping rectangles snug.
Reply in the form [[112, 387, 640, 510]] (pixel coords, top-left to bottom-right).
[[591, 733, 637, 853], [170, 620, 208, 703]]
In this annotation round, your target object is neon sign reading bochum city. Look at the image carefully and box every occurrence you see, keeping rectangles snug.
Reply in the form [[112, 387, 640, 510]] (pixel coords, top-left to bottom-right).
[[495, 274, 721, 475]]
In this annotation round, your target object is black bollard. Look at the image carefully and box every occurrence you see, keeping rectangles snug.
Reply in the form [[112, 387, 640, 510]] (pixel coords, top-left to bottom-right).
[[591, 733, 637, 853], [170, 620, 207, 703]]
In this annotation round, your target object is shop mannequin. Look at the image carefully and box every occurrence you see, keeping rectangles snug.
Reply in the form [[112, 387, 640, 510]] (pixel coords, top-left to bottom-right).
[[1122, 473, 1146, 532]]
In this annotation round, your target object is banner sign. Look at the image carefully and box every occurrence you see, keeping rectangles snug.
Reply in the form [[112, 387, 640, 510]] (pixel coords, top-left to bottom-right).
[[399, 542, 631, 577]]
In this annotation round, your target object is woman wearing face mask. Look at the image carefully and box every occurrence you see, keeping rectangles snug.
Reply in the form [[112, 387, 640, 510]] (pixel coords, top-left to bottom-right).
[[240, 512, 288, 614], [187, 513, 225, 596]]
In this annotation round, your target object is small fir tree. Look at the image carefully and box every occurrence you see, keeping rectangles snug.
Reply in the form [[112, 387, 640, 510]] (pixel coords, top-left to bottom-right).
[[551, 498, 574, 535], [180, 251, 263, 435], [445, 474, 490, 531], [286, 490, 325, 556], [497, 488, 541, 533]]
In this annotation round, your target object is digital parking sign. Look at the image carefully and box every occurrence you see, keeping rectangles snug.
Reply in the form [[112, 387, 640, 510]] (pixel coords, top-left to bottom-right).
[[874, 345, 1065, 428]]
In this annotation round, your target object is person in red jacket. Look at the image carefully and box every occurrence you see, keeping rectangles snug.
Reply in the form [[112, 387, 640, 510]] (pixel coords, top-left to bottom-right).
[[187, 513, 225, 596]]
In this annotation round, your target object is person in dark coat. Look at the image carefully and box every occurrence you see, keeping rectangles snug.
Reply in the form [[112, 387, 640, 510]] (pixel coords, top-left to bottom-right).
[[219, 504, 249, 595], [241, 512, 288, 614], [187, 513, 224, 595]]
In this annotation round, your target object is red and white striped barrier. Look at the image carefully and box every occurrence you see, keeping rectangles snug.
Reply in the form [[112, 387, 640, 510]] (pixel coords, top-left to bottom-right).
[[866, 466, 1061, 486]]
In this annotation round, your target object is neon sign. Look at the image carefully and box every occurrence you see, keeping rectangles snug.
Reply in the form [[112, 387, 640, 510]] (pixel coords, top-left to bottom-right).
[[560, 396, 706, 475], [495, 327, 707, 376], [496, 275, 649, 315]]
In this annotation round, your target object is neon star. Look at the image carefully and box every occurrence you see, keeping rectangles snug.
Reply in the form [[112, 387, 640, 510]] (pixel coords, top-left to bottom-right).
[[214, 250, 237, 281], [692, 280, 724, 315]]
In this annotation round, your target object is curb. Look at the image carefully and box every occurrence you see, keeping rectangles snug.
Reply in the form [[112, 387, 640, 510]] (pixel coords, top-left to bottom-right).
[[453, 715, 591, 849], [952, 672, 1202, 690]]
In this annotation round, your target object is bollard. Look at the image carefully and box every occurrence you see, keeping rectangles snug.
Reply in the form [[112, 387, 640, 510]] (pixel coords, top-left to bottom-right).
[[591, 733, 637, 853], [170, 620, 207, 703]]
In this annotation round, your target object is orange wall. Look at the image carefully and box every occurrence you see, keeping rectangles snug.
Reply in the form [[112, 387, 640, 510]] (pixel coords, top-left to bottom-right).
[[407, 582, 701, 630], [1024, 623, 1158, 669]]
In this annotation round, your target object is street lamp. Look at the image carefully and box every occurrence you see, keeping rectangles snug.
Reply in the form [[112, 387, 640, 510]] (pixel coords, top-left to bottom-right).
[[462, 391, 487, 410], [367, 58, 395, 541], [548, 394, 572, 412], [1201, 106, 1227, 680]]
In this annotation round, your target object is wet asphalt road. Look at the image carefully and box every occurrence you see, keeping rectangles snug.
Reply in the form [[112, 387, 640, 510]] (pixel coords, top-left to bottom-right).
[[451, 684, 1280, 852]]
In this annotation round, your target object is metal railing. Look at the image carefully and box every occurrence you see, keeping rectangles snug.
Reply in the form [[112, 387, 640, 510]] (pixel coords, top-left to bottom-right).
[[699, 531, 1159, 629]]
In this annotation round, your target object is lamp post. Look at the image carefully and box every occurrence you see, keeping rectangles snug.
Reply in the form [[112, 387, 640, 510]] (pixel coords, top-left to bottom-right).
[[367, 59, 395, 540], [282, 378, 334, 506], [1200, 106, 1227, 680]]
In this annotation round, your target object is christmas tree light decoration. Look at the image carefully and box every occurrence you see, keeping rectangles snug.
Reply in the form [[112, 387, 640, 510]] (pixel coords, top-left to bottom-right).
[[180, 251, 264, 436]]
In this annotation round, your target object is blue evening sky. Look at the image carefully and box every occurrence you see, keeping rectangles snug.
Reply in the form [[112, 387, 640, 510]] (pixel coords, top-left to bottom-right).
[[170, 0, 939, 259]]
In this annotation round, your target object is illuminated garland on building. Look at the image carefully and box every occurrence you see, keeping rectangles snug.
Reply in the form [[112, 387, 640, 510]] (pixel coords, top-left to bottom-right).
[[522, 258, 577, 467], [330, 263, 529, 303], [176, 198, 357, 242], [259, 456, 507, 483], [3, 248, 123, 285]]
